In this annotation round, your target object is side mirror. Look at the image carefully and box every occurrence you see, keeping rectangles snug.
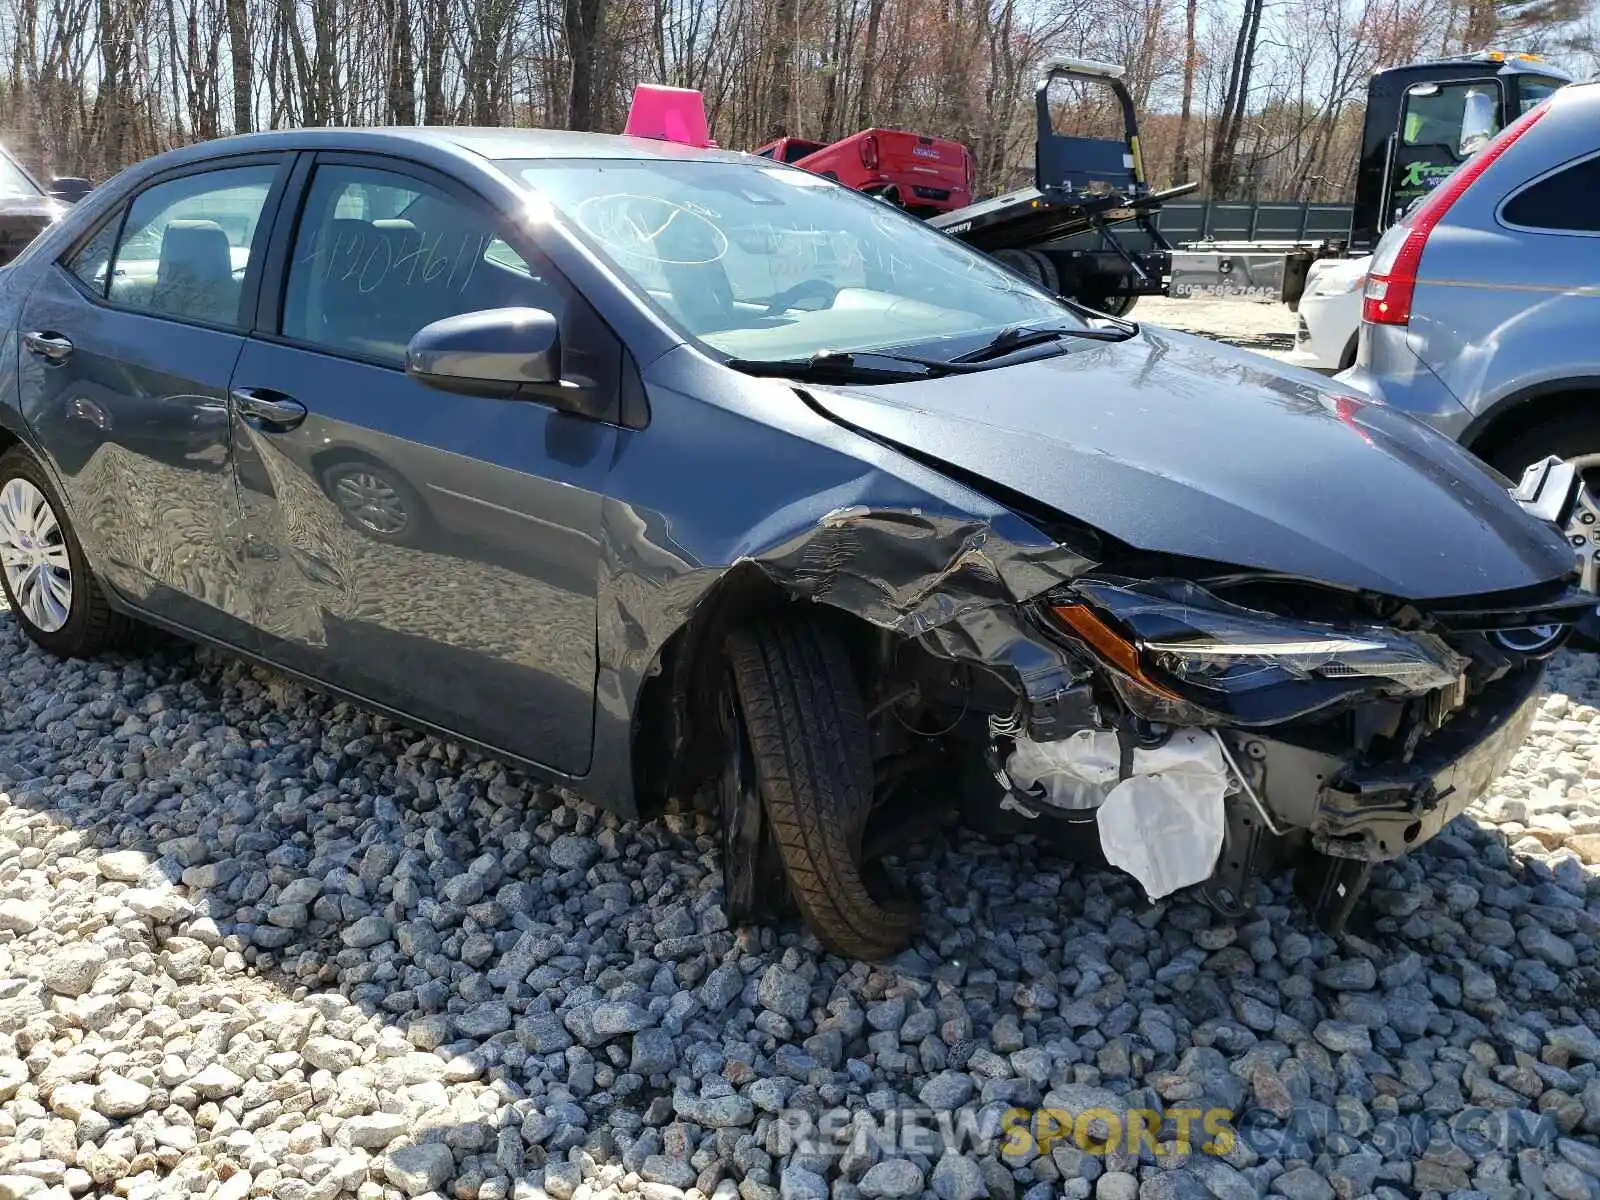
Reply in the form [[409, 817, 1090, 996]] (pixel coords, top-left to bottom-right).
[[48, 177, 92, 204], [1459, 88, 1498, 157], [408, 306, 564, 396]]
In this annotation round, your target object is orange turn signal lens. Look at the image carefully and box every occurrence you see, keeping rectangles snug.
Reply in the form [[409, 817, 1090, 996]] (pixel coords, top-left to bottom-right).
[[1051, 603, 1182, 699]]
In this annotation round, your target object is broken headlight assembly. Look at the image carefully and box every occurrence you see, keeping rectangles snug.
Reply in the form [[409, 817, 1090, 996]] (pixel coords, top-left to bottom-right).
[[1048, 578, 1467, 725]]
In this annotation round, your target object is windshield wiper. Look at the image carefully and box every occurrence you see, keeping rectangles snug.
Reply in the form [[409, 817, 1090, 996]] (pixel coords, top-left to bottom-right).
[[725, 349, 958, 382], [953, 320, 1137, 363]]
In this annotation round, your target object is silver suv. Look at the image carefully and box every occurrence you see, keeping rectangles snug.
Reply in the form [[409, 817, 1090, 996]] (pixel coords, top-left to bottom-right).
[[1340, 79, 1600, 482]]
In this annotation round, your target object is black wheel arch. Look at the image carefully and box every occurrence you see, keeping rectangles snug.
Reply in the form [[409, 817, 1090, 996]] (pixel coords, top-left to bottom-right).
[[1460, 377, 1600, 464], [628, 564, 890, 820]]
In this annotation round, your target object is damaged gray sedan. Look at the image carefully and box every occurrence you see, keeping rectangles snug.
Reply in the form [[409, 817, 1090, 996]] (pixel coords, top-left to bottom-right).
[[0, 127, 1595, 960]]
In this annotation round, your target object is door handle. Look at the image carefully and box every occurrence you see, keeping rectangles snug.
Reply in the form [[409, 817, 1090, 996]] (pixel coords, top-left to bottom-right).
[[23, 331, 73, 365], [231, 388, 308, 430]]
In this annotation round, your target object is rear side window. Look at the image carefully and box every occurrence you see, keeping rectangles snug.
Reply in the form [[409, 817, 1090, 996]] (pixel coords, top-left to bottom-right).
[[1501, 153, 1600, 232], [106, 165, 278, 327]]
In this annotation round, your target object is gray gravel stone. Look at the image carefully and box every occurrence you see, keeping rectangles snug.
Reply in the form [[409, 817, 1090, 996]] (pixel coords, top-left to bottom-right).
[[341, 914, 392, 948], [757, 964, 809, 1020], [92, 1074, 150, 1119], [4, 593, 1600, 1200], [1272, 1168, 1335, 1200], [95, 850, 150, 881], [384, 1143, 455, 1195], [41, 944, 107, 996], [543, 1161, 581, 1200], [781, 1165, 830, 1200], [859, 1160, 924, 1200], [631, 1028, 676, 1076], [549, 834, 600, 870], [930, 1155, 986, 1200], [455, 1001, 513, 1038], [0, 899, 38, 933]]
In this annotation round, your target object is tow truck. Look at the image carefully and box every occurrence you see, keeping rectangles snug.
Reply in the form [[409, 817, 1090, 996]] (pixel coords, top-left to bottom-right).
[[1181, 49, 1572, 334], [927, 57, 1197, 315]]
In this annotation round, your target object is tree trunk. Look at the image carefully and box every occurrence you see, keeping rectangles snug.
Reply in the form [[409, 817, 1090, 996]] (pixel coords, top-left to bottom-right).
[[565, 0, 605, 130], [422, 0, 448, 123], [1208, 0, 1264, 199], [855, 0, 886, 127], [1171, 0, 1196, 184], [764, 0, 797, 138], [226, 0, 252, 133]]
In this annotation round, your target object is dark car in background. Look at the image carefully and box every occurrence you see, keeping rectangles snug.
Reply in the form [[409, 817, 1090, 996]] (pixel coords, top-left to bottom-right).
[[0, 145, 74, 266], [0, 127, 1592, 959]]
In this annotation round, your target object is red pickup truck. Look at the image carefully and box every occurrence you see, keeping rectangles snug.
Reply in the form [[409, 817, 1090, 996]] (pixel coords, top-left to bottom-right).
[[753, 128, 974, 216]]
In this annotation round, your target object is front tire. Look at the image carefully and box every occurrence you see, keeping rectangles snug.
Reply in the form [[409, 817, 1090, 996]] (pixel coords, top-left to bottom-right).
[[0, 446, 130, 656], [725, 616, 920, 960]]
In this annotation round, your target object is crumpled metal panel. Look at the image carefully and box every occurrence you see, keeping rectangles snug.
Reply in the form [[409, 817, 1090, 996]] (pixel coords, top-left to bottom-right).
[[741, 504, 1095, 699]]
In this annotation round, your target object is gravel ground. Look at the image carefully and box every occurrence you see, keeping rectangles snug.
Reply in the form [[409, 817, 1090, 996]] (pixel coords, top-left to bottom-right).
[[1135, 298, 1295, 363], [0, 602, 1598, 1200]]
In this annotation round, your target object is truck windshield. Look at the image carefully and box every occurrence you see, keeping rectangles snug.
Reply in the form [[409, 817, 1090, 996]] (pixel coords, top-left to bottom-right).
[[509, 157, 1079, 364], [1519, 76, 1566, 114]]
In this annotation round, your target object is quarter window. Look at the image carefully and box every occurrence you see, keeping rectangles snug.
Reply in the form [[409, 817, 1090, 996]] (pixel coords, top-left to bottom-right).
[[280, 163, 619, 401], [1502, 154, 1600, 233], [106, 166, 276, 327], [64, 210, 123, 296]]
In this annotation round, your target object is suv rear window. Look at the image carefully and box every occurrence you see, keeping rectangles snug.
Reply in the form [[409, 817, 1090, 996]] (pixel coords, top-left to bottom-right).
[[1502, 153, 1600, 232]]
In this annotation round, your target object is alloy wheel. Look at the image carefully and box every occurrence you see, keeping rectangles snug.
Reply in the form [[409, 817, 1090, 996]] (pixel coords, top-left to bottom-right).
[[0, 477, 73, 632]]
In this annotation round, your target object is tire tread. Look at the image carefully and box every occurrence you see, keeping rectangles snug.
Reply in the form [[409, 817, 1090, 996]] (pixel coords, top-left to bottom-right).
[[727, 615, 918, 960]]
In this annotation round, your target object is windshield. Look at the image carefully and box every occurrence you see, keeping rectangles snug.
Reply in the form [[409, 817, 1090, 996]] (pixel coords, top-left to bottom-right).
[[0, 152, 42, 200], [508, 157, 1081, 364], [1519, 76, 1565, 114]]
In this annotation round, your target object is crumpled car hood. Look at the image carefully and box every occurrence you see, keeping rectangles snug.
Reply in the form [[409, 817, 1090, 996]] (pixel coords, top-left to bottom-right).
[[805, 327, 1575, 601]]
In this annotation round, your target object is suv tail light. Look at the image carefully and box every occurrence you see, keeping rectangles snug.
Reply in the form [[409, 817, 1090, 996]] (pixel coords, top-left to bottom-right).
[[860, 134, 880, 170], [964, 149, 975, 190], [1363, 102, 1549, 327]]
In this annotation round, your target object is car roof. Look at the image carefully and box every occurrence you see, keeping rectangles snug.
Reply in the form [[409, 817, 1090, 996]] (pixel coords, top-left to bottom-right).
[[136, 126, 753, 174]]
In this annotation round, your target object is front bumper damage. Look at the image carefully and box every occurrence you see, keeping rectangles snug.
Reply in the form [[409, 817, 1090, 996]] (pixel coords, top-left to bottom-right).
[[980, 456, 1599, 931], [700, 429, 1596, 935]]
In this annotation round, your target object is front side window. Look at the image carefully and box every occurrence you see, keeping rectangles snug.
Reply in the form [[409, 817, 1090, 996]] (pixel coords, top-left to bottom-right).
[[510, 157, 1078, 364], [107, 165, 276, 326], [282, 163, 619, 395]]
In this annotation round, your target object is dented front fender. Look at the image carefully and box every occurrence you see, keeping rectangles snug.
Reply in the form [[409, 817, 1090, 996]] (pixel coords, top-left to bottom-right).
[[579, 345, 1096, 814]]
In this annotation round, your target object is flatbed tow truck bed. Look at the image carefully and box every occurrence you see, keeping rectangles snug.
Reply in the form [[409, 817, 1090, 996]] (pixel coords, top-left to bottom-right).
[[921, 57, 1197, 312]]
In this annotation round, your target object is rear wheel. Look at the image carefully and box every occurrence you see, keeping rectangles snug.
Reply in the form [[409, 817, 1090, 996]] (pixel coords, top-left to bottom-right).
[[993, 248, 1061, 296], [1484, 412, 1600, 490], [0, 446, 131, 657], [1094, 292, 1139, 318], [1487, 414, 1600, 654], [724, 615, 920, 960]]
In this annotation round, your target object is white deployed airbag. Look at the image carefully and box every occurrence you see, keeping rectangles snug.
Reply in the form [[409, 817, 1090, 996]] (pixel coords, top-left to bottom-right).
[[1007, 729, 1120, 811], [1096, 729, 1228, 899]]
